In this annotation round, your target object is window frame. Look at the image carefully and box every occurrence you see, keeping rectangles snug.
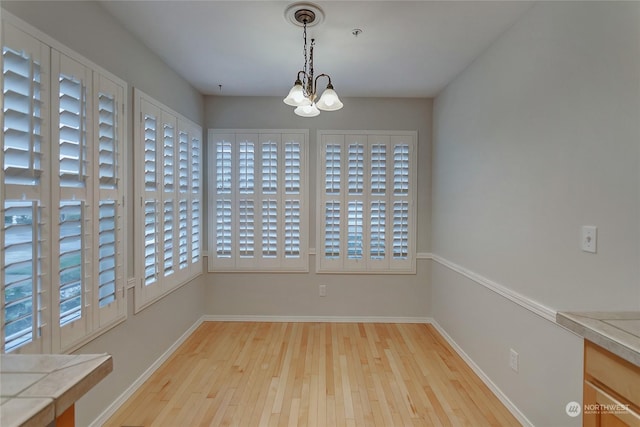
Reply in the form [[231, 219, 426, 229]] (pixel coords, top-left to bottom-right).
[[133, 88, 203, 313], [1, 13, 128, 354], [207, 129, 309, 273], [316, 130, 418, 274]]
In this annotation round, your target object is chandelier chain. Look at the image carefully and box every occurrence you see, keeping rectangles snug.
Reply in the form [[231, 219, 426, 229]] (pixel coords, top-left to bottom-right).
[[303, 20, 308, 91]]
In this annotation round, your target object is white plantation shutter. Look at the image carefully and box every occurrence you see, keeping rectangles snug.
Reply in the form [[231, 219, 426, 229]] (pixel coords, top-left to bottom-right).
[[144, 114, 158, 193], [346, 140, 365, 268], [323, 142, 341, 262], [2, 16, 128, 353], [318, 131, 416, 273], [178, 131, 189, 192], [371, 144, 386, 194], [319, 135, 346, 271], [178, 199, 188, 269], [216, 140, 232, 193], [177, 131, 189, 270], [284, 200, 301, 258], [284, 142, 301, 192], [214, 139, 233, 261], [143, 112, 159, 286], [191, 199, 201, 259], [238, 140, 256, 263], [162, 115, 176, 278], [134, 89, 202, 312], [208, 130, 308, 272], [370, 201, 386, 260], [163, 197, 174, 276], [97, 201, 117, 307], [262, 198, 278, 258], [216, 199, 232, 258], [58, 201, 84, 326], [370, 143, 387, 262], [190, 133, 201, 264], [260, 133, 280, 261], [1, 24, 50, 353], [392, 142, 411, 261], [262, 142, 277, 190], [98, 93, 117, 188], [144, 200, 158, 284], [324, 201, 341, 259], [393, 144, 410, 195], [94, 74, 125, 328], [52, 51, 93, 349], [58, 74, 87, 187], [238, 199, 255, 258], [393, 201, 410, 259], [348, 143, 364, 194], [239, 140, 255, 193], [3, 49, 44, 187], [176, 120, 202, 281], [163, 120, 175, 194], [347, 201, 364, 260], [137, 99, 163, 305], [2, 202, 43, 352], [284, 142, 301, 258]]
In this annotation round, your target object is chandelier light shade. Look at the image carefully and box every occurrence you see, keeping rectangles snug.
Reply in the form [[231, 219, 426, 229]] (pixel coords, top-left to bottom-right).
[[294, 103, 321, 117], [283, 3, 343, 117], [316, 84, 343, 111], [283, 80, 310, 107]]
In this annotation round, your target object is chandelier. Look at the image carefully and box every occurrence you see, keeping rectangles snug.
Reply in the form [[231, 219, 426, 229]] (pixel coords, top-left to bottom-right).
[[283, 4, 343, 117]]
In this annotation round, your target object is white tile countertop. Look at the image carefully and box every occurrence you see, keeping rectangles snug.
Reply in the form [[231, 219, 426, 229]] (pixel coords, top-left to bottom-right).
[[0, 353, 112, 427], [556, 311, 640, 367]]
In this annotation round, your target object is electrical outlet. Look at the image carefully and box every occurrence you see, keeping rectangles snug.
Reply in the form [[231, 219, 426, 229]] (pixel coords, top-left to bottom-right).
[[509, 349, 519, 372], [581, 226, 597, 253], [319, 284, 327, 297]]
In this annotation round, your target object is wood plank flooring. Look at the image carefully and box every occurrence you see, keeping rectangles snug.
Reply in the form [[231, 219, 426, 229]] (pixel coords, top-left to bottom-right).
[[105, 322, 520, 426]]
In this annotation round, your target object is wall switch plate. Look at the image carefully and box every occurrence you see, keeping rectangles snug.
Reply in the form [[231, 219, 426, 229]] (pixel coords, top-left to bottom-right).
[[319, 284, 327, 297], [509, 349, 519, 372], [581, 226, 597, 253]]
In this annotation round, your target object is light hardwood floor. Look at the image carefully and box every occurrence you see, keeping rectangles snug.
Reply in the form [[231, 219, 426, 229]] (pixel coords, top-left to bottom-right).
[[105, 322, 520, 426]]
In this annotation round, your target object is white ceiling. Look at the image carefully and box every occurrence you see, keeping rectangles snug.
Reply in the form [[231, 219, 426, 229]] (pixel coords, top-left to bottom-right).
[[99, 1, 533, 98]]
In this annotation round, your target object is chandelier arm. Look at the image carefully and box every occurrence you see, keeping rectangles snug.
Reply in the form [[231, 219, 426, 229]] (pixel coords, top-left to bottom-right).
[[314, 73, 332, 90]]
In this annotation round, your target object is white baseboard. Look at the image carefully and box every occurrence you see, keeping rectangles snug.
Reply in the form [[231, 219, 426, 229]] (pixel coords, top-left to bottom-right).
[[89, 316, 205, 427], [203, 314, 433, 323], [429, 320, 534, 427]]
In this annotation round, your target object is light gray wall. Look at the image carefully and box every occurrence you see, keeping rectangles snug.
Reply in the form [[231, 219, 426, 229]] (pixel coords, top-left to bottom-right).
[[432, 1, 639, 311], [1, 2, 207, 425], [204, 96, 432, 317], [432, 1, 639, 425]]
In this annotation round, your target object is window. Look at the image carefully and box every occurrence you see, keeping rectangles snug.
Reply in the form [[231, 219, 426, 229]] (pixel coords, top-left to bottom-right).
[[208, 130, 308, 272], [133, 89, 202, 312], [1, 24, 50, 354], [1, 18, 126, 353], [317, 131, 417, 273]]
